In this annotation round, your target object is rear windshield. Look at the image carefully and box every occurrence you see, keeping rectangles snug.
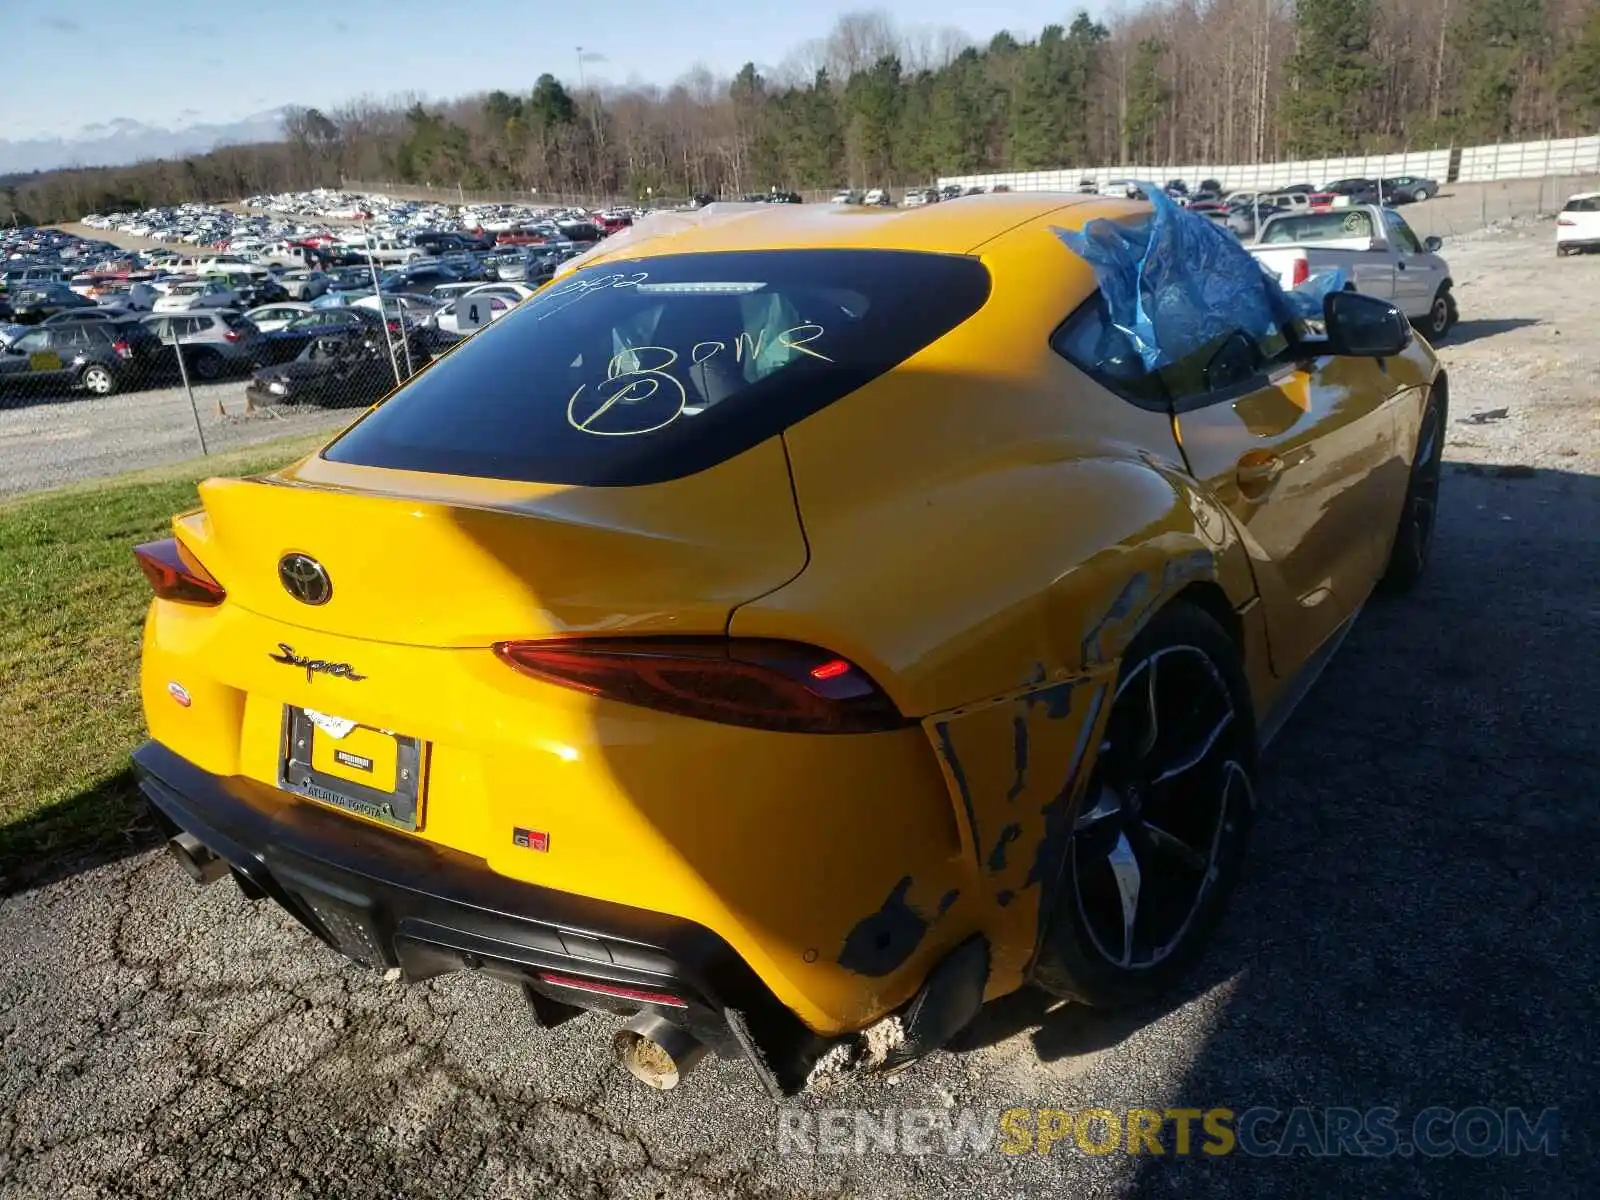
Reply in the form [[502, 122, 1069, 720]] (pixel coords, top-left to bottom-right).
[[1260, 210, 1376, 243], [324, 249, 992, 486], [1563, 196, 1600, 213]]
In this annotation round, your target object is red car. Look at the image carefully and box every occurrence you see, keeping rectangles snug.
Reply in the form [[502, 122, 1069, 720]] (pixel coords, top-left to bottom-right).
[[495, 228, 553, 246]]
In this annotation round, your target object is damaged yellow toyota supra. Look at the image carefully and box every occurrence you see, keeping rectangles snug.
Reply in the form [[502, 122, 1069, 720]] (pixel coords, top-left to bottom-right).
[[133, 192, 1444, 1096]]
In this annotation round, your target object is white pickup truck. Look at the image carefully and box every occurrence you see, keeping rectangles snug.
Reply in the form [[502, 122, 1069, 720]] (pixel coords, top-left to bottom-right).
[[1248, 205, 1456, 340]]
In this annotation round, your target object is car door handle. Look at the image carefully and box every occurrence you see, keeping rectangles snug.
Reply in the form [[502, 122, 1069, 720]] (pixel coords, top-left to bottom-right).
[[1236, 452, 1285, 495]]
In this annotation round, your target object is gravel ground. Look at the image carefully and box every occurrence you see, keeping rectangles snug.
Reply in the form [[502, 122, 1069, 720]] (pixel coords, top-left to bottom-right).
[[0, 381, 356, 498], [0, 219, 1596, 1199]]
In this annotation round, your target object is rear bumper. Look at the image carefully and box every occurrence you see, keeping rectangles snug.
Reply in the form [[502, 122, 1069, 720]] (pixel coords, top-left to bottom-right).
[[132, 740, 824, 1095]]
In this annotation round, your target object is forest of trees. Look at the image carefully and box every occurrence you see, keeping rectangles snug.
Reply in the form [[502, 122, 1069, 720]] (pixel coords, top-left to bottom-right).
[[5, 0, 1600, 226]]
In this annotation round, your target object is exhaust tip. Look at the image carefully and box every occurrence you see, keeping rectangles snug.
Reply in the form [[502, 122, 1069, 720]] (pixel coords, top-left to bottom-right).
[[613, 1013, 708, 1091], [167, 832, 228, 885]]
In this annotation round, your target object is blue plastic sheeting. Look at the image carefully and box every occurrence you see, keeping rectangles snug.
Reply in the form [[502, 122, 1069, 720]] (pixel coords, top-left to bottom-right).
[[1053, 183, 1345, 377]]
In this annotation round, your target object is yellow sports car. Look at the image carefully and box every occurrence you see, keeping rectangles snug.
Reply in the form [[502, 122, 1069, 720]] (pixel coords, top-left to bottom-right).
[[133, 194, 1444, 1096]]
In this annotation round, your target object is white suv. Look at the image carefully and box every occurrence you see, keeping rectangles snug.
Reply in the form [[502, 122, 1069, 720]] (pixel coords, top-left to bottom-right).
[[1556, 193, 1600, 256]]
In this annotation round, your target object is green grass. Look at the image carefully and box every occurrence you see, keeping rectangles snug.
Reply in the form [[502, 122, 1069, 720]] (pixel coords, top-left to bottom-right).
[[0, 434, 329, 891]]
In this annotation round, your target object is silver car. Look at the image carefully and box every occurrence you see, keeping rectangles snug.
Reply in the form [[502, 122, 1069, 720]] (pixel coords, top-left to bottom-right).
[[141, 310, 265, 381], [278, 270, 334, 300]]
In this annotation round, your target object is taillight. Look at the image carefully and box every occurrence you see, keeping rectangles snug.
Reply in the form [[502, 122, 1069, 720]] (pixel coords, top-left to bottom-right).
[[133, 537, 225, 605], [387, 320, 402, 332], [1557, 217, 1576, 226], [493, 637, 910, 734], [222, 329, 241, 342], [1290, 257, 1310, 287], [111, 339, 132, 359]]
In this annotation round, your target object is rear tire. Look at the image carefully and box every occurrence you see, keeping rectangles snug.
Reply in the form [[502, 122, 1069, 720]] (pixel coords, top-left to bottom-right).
[[79, 364, 117, 396], [1412, 188, 1430, 202], [1419, 286, 1456, 341], [190, 351, 223, 382], [1379, 385, 1446, 593], [1033, 601, 1257, 1008]]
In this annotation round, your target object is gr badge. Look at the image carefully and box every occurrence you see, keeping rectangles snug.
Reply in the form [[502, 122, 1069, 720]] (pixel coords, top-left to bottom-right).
[[513, 827, 550, 852]]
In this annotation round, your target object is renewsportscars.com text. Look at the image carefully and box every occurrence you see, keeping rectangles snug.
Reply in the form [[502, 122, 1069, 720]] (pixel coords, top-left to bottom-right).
[[776, 1106, 1560, 1158]]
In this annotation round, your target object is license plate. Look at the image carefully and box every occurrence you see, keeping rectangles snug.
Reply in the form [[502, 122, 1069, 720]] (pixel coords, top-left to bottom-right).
[[280, 707, 426, 831]]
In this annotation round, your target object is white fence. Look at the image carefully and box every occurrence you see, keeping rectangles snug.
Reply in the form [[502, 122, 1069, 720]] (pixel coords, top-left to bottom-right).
[[1458, 135, 1600, 182], [939, 135, 1600, 194]]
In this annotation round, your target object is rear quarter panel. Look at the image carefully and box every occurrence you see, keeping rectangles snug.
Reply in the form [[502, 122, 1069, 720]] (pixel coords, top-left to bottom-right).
[[731, 224, 1266, 998]]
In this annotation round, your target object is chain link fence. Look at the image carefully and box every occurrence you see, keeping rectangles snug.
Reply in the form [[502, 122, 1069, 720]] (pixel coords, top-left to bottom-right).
[[0, 298, 461, 497]]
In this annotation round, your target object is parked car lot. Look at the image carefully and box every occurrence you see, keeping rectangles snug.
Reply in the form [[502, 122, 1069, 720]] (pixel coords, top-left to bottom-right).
[[0, 221, 561, 404]]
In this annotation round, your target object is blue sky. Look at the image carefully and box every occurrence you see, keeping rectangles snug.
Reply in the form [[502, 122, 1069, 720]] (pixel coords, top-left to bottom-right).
[[16, 1, 1105, 140]]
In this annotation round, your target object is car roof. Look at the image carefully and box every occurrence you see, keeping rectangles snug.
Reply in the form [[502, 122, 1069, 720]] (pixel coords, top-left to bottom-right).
[[1565, 191, 1600, 202], [569, 193, 1140, 264]]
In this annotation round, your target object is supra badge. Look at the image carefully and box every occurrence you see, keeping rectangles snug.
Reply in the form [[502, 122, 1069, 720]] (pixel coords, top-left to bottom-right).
[[278, 553, 332, 605], [269, 643, 367, 682]]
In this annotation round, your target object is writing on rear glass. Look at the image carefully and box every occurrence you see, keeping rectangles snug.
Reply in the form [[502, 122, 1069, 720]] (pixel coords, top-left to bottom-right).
[[565, 324, 833, 437]]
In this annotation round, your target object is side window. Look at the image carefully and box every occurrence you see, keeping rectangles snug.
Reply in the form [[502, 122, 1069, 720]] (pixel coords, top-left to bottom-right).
[[1384, 211, 1423, 254], [1051, 295, 1168, 408], [1051, 292, 1273, 410], [13, 330, 52, 355]]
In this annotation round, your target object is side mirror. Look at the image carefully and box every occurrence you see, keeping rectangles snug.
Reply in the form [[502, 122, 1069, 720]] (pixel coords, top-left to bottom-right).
[[1423, 235, 1443, 252], [1322, 290, 1412, 358]]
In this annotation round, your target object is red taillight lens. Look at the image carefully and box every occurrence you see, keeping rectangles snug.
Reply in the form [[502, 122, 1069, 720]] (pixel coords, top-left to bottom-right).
[[387, 320, 402, 333], [1557, 217, 1576, 226], [133, 537, 225, 605], [222, 329, 241, 342], [1290, 257, 1310, 287], [112, 339, 132, 359], [493, 637, 909, 734]]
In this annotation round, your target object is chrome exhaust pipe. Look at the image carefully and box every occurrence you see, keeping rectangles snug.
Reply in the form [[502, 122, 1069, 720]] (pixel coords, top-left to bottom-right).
[[613, 1013, 709, 1090], [167, 832, 228, 885]]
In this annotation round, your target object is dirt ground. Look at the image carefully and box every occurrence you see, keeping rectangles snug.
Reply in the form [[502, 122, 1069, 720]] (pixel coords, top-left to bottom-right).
[[0, 217, 1595, 1199]]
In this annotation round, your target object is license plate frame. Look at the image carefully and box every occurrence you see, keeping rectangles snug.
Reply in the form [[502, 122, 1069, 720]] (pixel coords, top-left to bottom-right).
[[279, 706, 427, 832]]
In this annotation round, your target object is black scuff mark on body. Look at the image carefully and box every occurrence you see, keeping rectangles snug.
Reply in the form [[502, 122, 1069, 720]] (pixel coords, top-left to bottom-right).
[[1023, 680, 1077, 719], [838, 876, 929, 977], [1081, 551, 1217, 667], [938, 889, 959, 916], [934, 721, 981, 867], [997, 889, 1015, 907], [1081, 572, 1150, 666], [987, 823, 1022, 873], [1024, 685, 1108, 929], [1005, 714, 1030, 800]]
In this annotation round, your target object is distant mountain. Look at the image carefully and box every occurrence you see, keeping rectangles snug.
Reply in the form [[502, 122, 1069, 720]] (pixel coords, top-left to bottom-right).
[[0, 110, 291, 174]]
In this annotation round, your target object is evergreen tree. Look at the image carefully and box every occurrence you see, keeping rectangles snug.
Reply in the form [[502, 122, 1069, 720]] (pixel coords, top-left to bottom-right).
[[1282, 0, 1382, 156]]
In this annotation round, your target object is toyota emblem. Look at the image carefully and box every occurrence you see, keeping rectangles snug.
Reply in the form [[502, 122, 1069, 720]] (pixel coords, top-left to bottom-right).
[[278, 553, 332, 606]]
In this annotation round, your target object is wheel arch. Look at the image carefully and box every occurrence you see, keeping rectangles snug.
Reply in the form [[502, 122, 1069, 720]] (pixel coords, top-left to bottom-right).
[[1169, 579, 1244, 657], [824, 461, 1259, 1000]]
